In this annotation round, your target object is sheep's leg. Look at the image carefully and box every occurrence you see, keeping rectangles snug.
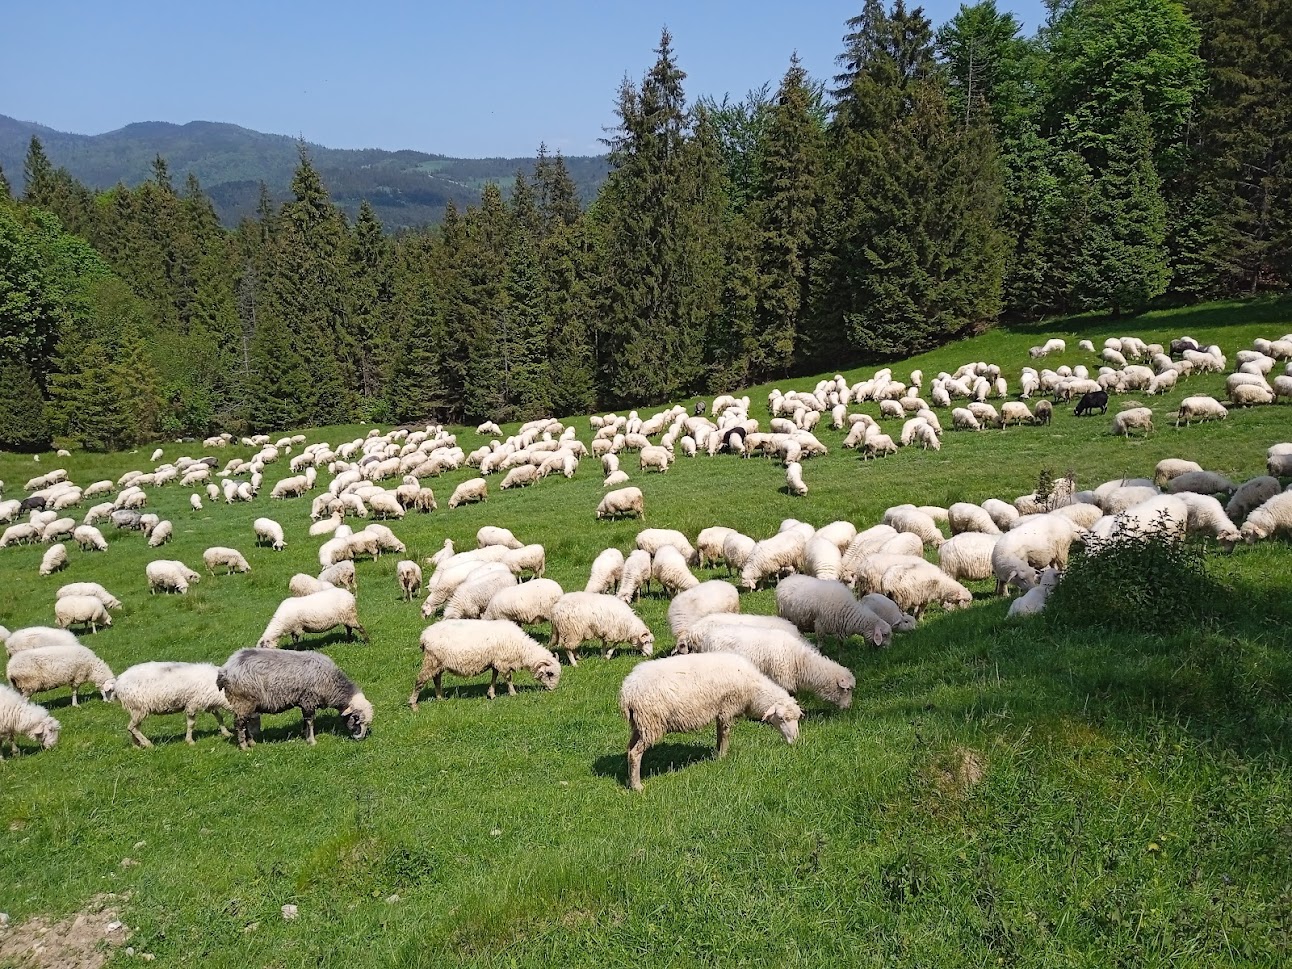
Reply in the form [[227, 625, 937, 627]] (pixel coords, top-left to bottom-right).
[[211, 708, 232, 737], [127, 712, 153, 748], [184, 712, 197, 745], [487, 668, 498, 700], [235, 716, 252, 750], [626, 718, 646, 792], [715, 717, 732, 758], [506, 671, 517, 696], [566, 650, 579, 667], [433, 672, 444, 701], [69, 684, 79, 707], [302, 709, 316, 745]]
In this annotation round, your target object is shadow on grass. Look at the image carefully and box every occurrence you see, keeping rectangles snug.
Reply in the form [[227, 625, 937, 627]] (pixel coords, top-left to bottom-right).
[[592, 741, 715, 786], [999, 295, 1292, 339]]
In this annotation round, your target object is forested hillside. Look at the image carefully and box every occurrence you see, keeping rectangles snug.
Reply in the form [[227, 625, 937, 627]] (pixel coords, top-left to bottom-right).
[[1, 0, 1288, 451], [0, 115, 609, 229]]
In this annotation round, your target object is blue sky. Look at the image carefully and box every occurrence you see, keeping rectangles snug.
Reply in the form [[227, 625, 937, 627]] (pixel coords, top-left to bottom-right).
[[4, 0, 1049, 158]]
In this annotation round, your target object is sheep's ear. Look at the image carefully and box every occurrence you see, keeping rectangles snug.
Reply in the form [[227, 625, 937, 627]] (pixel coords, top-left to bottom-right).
[[871, 627, 886, 647], [760, 706, 779, 722], [837, 676, 852, 691]]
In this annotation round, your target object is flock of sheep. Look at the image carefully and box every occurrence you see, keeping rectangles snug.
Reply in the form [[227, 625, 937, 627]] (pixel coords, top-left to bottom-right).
[[1, 328, 1291, 789]]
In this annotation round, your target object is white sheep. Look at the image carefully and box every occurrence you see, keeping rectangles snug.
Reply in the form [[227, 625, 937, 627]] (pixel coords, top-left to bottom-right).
[[443, 568, 517, 621], [1153, 459, 1204, 486], [253, 517, 286, 551], [4, 626, 80, 656], [53, 594, 112, 633], [785, 461, 808, 496], [1007, 567, 1062, 618], [804, 536, 843, 580], [878, 560, 973, 618], [651, 545, 699, 595], [448, 477, 489, 508], [696, 526, 736, 568], [319, 561, 357, 591], [478, 526, 523, 550], [204, 546, 250, 575], [636, 528, 697, 563], [673, 614, 801, 653], [721, 531, 757, 577], [991, 514, 1086, 593], [666, 580, 739, 637], [1111, 407, 1154, 437], [397, 560, 423, 601], [1173, 493, 1242, 546], [1175, 396, 1228, 427], [56, 583, 121, 611], [39, 543, 68, 576], [1240, 492, 1292, 543], [619, 654, 801, 790], [681, 625, 854, 708], [190, 493, 203, 512], [409, 619, 561, 706], [258, 588, 367, 647], [937, 531, 1000, 582], [549, 592, 654, 665], [289, 573, 335, 597], [948, 503, 1001, 535], [640, 445, 671, 473], [73, 524, 108, 551], [114, 661, 233, 747], [1230, 383, 1275, 407], [597, 486, 644, 520], [6, 643, 115, 706], [739, 529, 808, 591], [0, 684, 60, 758], [775, 575, 891, 647], [603, 470, 631, 488], [884, 507, 944, 548], [981, 498, 1020, 531], [586, 548, 625, 594], [482, 578, 565, 625], [614, 549, 653, 602]]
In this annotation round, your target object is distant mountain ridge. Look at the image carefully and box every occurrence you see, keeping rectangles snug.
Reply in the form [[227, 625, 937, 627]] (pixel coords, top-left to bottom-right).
[[0, 114, 609, 229]]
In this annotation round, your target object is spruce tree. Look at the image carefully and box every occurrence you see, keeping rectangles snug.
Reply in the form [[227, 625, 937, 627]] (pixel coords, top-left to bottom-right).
[[387, 232, 451, 423], [534, 146, 582, 235], [0, 357, 50, 451], [541, 222, 597, 416], [349, 200, 396, 410], [0, 164, 10, 200], [22, 137, 57, 209]]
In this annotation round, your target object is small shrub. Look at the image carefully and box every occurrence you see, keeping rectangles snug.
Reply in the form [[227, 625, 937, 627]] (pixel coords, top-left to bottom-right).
[[1046, 515, 1229, 633]]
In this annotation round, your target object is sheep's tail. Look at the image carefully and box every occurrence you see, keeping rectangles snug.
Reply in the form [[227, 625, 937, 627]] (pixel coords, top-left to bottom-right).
[[215, 668, 229, 693]]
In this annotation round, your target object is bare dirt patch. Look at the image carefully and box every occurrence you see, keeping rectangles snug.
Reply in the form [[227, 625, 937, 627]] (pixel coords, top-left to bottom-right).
[[932, 746, 987, 799], [0, 894, 130, 969]]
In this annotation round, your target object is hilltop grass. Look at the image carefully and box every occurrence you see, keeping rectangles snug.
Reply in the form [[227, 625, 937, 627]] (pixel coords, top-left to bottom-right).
[[1, 297, 1291, 967]]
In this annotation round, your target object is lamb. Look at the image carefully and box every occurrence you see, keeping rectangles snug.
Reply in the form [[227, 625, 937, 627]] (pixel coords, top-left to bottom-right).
[[258, 588, 368, 647], [586, 548, 625, 594], [1165, 471, 1237, 497], [253, 517, 286, 551], [6, 643, 115, 706], [948, 502, 1001, 535], [549, 592, 655, 665], [878, 560, 974, 618], [775, 575, 891, 647], [442, 568, 517, 620], [56, 583, 121, 611], [73, 525, 108, 551], [40, 543, 68, 576], [937, 531, 1001, 582], [991, 514, 1087, 593], [409, 619, 562, 706], [114, 661, 233, 747], [1007, 568, 1061, 618], [681, 626, 854, 708], [216, 648, 373, 748], [204, 546, 250, 575], [597, 486, 644, 520], [884, 507, 945, 548], [482, 578, 565, 625], [618, 654, 801, 791], [397, 560, 423, 601], [739, 528, 809, 590], [448, 477, 489, 508], [53, 594, 112, 633], [636, 528, 698, 563], [319, 561, 357, 591], [478, 526, 523, 550], [3, 626, 80, 656], [0, 684, 60, 758], [1226, 477, 1282, 525], [1111, 407, 1154, 437], [652, 545, 700, 595], [666, 580, 740, 637], [1175, 396, 1228, 427], [859, 593, 918, 632], [1154, 459, 1204, 486], [1240, 492, 1292, 543]]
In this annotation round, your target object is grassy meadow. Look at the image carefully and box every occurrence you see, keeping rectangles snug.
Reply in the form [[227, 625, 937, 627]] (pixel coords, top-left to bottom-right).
[[1, 297, 1291, 967]]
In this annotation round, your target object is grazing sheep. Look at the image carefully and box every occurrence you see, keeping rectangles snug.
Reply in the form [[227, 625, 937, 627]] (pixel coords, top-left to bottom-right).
[[681, 626, 854, 708], [39, 543, 68, 576], [937, 532, 1001, 582], [289, 574, 335, 597], [73, 524, 108, 551], [258, 588, 367, 648], [878, 560, 973, 618], [862, 434, 898, 458], [1230, 383, 1275, 407], [204, 546, 251, 575], [1111, 495, 1190, 543], [190, 493, 203, 512], [253, 517, 286, 551], [56, 582, 121, 611], [478, 526, 522, 550], [991, 514, 1087, 594], [1033, 399, 1053, 425], [0, 684, 60, 758], [1173, 493, 1242, 546], [597, 486, 644, 520], [481, 578, 565, 625], [617, 549, 653, 602], [409, 619, 561, 706], [739, 529, 809, 590], [4, 626, 80, 656], [859, 593, 918, 632], [619, 654, 801, 791], [114, 661, 233, 747], [696, 526, 737, 568], [549, 592, 655, 665], [1227, 477, 1282, 525], [145, 559, 201, 595], [804, 536, 844, 580], [884, 507, 944, 548], [1154, 459, 1204, 487], [636, 528, 698, 563], [397, 560, 423, 601], [7, 643, 115, 706], [603, 470, 631, 488], [1001, 401, 1033, 427], [1240, 492, 1292, 543], [721, 531, 757, 577], [673, 614, 801, 654], [443, 568, 517, 621], [652, 545, 700, 595], [319, 561, 357, 591], [666, 580, 740, 637], [1175, 396, 1228, 427], [1111, 407, 1154, 437], [639, 445, 671, 473], [775, 575, 891, 647], [53, 594, 112, 633], [1165, 471, 1237, 497], [586, 548, 626, 594], [448, 477, 489, 509], [500, 465, 540, 490], [948, 503, 1001, 536], [217, 648, 373, 748]]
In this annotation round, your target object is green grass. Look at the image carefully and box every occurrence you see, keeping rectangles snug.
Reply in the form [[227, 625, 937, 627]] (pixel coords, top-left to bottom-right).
[[2, 297, 1291, 967]]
